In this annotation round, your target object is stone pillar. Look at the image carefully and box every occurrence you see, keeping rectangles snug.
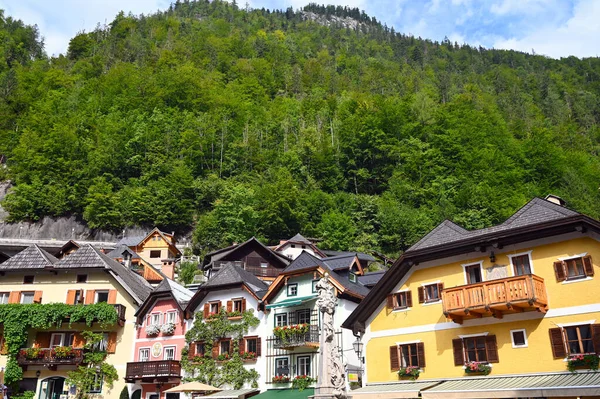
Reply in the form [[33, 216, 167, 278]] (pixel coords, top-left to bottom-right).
[[312, 274, 346, 399]]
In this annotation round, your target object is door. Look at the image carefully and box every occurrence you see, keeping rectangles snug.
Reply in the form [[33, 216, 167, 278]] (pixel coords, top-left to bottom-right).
[[39, 377, 66, 399]]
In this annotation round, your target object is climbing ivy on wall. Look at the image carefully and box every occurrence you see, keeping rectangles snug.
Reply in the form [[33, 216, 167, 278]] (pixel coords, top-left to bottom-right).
[[0, 303, 118, 386], [182, 308, 260, 389]]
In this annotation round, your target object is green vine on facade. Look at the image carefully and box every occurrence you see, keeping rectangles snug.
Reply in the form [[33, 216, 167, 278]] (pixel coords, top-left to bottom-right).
[[0, 303, 119, 386], [182, 308, 260, 389]]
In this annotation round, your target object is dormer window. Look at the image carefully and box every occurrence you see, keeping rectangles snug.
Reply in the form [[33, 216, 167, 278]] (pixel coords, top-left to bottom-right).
[[349, 273, 357, 283]]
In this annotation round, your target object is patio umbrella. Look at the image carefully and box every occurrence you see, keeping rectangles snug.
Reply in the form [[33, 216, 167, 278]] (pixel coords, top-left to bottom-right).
[[165, 382, 222, 393]]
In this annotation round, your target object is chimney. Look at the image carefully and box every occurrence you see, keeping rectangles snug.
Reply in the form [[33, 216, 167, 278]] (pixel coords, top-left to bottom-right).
[[162, 260, 175, 279], [545, 194, 566, 207]]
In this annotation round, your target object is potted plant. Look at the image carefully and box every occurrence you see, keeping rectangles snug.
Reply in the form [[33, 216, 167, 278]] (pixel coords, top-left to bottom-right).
[[567, 354, 600, 372], [216, 353, 230, 362], [463, 361, 492, 375], [227, 311, 242, 320], [292, 375, 316, 391], [145, 324, 160, 336], [23, 347, 46, 360], [241, 351, 257, 361], [398, 366, 420, 380], [272, 375, 290, 383], [161, 322, 176, 335], [53, 346, 75, 359]]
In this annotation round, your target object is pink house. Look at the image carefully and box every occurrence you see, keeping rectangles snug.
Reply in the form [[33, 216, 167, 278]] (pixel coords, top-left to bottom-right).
[[125, 279, 193, 399]]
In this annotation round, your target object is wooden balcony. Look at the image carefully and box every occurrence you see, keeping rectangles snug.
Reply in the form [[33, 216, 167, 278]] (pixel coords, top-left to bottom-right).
[[125, 360, 181, 383], [273, 325, 320, 350], [112, 304, 126, 326], [17, 348, 84, 370], [441, 274, 548, 324]]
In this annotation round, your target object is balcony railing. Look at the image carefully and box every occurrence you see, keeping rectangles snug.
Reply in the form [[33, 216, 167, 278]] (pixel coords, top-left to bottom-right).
[[244, 266, 281, 278], [112, 304, 126, 326], [17, 348, 84, 369], [125, 360, 181, 382], [273, 325, 320, 349], [441, 274, 548, 324]]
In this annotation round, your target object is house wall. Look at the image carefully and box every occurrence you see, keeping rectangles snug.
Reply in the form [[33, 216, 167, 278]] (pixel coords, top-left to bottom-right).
[[278, 245, 318, 260], [136, 234, 177, 269], [362, 234, 600, 382], [0, 269, 139, 399]]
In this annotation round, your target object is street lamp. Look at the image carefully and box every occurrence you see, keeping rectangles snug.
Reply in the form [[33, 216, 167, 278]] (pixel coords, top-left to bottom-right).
[[352, 338, 364, 362]]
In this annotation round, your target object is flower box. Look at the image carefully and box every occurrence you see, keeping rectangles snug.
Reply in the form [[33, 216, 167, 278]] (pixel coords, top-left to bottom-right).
[[272, 376, 290, 384], [161, 322, 176, 335], [145, 324, 160, 336], [567, 354, 600, 372], [398, 366, 420, 380], [463, 362, 492, 375], [241, 351, 257, 361], [292, 375, 316, 391], [216, 353, 231, 362], [52, 346, 75, 359]]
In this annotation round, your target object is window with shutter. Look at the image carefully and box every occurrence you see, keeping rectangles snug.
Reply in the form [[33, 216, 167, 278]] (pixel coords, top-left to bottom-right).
[[398, 343, 426, 367], [549, 328, 567, 358], [420, 283, 442, 303], [452, 335, 499, 365], [555, 256, 594, 282], [389, 292, 412, 310], [389, 346, 399, 371], [564, 325, 594, 354]]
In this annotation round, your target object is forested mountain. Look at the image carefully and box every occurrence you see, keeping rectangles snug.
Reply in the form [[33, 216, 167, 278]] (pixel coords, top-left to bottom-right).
[[1, 1, 600, 257]]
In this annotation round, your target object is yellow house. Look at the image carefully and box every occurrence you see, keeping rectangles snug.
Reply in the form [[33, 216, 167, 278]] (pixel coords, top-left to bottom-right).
[[0, 244, 152, 399], [116, 228, 181, 279], [343, 196, 600, 398]]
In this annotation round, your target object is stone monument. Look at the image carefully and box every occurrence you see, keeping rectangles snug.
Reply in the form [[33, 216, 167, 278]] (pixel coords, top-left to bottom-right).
[[313, 273, 347, 399]]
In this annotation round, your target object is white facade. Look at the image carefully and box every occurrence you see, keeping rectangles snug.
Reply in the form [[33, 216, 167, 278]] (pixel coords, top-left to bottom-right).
[[277, 243, 319, 260]]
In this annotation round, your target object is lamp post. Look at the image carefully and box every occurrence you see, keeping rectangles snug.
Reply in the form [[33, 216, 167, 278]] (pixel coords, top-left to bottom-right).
[[352, 337, 364, 387]]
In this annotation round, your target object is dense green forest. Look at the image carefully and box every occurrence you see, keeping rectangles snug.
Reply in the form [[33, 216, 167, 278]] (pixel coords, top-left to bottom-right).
[[0, 1, 600, 257]]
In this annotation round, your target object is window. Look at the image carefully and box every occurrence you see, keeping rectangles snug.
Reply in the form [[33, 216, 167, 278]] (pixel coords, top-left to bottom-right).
[[511, 254, 531, 276], [275, 357, 289, 376], [260, 262, 268, 268], [0, 292, 8, 304], [164, 346, 176, 360], [387, 291, 412, 310], [220, 340, 230, 355], [233, 299, 243, 313], [397, 343, 425, 368], [89, 374, 103, 393], [291, 244, 296, 249], [465, 264, 482, 284], [275, 313, 288, 327], [74, 290, 83, 304], [349, 273, 357, 283], [210, 302, 221, 315], [565, 325, 594, 354], [139, 348, 150, 362], [93, 333, 109, 352], [246, 338, 258, 354], [150, 313, 162, 326], [418, 283, 443, 303], [296, 309, 311, 325], [23, 275, 34, 284], [287, 284, 298, 297], [196, 342, 205, 357], [554, 256, 594, 282], [20, 292, 35, 304], [50, 333, 74, 348], [452, 335, 499, 366], [95, 291, 109, 303], [511, 329, 528, 348], [301, 245, 306, 249], [165, 311, 177, 324], [77, 274, 88, 283], [150, 250, 162, 258], [312, 280, 319, 293], [297, 356, 311, 376]]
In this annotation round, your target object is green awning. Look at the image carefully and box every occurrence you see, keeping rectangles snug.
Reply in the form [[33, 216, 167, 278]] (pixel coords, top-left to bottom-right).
[[204, 389, 259, 398], [265, 295, 317, 309], [250, 388, 314, 399], [349, 381, 441, 399]]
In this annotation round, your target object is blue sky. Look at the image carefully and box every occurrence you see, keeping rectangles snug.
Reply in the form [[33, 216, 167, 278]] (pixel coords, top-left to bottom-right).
[[0, 0, 598, 59]]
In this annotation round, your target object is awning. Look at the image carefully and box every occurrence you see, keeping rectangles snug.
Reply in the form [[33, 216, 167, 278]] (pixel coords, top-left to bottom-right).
[[265, 295, 317, 309], [421, 372, 600, 399], [349, 381, 441, 399], [250, 388, 314, 399], [201, 389, 259, 399]]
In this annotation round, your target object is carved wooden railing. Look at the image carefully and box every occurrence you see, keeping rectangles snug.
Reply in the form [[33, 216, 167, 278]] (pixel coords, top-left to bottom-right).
[[17, 348, 84, 366], [125, 360, 181, 381]]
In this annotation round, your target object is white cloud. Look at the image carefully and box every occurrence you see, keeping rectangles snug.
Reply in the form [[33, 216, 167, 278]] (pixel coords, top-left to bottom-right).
[[493, 0, 600, 58], [490, 0, 551, 15]]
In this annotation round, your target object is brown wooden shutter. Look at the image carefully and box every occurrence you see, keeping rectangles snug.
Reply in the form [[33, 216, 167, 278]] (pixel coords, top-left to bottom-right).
[[85, 290, 95, 304], [227, 301, 233, 313], [8, 291, 20, 304], [73, 333, 85, 348], [203, 303, 210, 318], [406, 291, 413, 307], [583, 256, 594, 277], [485, 335, 499, 363], [242, 298, 247, 312], [212, 342, 219, 359], [549, 328, 567, 358], [386, 295, 394, 310], [239, 338, 245, 354], [438, 283, 444, 295], [452, 338, 464, 366], [417, 287, 425, 303], [256, 338, 262, 356], [188, 343, 196, 360], [66, 290, 76, 305], [107, 332, 117, 353], [35, 332, 51, 348], [389, 346, 399, 371], [107, 290, 117, 304], [554, 261, 566, 282], [416, 342, 426, 367], [591, 324, 600, 353], [33, 291, 43, 303]]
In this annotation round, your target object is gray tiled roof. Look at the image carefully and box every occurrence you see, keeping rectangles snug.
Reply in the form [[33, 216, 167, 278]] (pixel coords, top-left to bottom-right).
[[357, 270, 386, 287], [287, 233, 313, 244], [204, 263, 269, 294], [0, 245, 58, 270], [116, 236, 145, 247], [408, 197, 579, 252], [105, 245, 141, 260], [206, 237, 291, 268], [153, 278, 194, 307], [323, 254, 358, 271], [322, 250, 376, 262]]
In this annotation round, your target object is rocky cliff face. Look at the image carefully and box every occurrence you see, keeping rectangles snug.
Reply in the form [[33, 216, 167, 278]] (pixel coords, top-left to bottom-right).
[[299, 11, 367, 31]]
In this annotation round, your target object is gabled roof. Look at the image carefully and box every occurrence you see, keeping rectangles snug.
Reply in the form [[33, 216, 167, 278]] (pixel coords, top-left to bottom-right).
[[203, 237, 291, 270], [261, 251, 370, 305], [274, 233, 327, 257], [116, 235, 145, 247], [105, 245, 141, 260], [322, 250, 376, 262], [55, 244, 152, 304], [357, 270, 386, 288], [0, 244, 58, 270], [116, 228, 181, 256], [342, 197, 600, 332], [323, 253, 361, 272], [55, 240, 81, 258], [185, 264, 269, 314], [135, 278, 194, 321], [287, 233, 313, 244]]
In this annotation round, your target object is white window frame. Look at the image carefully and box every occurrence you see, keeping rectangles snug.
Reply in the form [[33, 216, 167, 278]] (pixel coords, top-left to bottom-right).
[[165, 311, 177, 324], [150, 312, 162, 326], [0, 292, 9, 304], [510, 329, 528, 348], [461, 261, 484, 285], [210, 302, 220, 314], [139, 347, 150, 362], [297, 355, 311, 376], [287, 284, 298, 297], [421, 280, 442, 304], [275, 357, 290, 376], [95, 290, 110, 303], [508, 251, 534, 276], [260, 262, 268, 268], [20, 292, 35, 304], [163, 346, 176, 361], [275, 313, 288, 327], [89, 373, 103, 394], [391, 289, 412, 312], [50, 333, 67, 348]]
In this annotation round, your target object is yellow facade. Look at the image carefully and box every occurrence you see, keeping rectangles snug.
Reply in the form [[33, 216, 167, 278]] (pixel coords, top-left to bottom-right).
[[366, 235, 600, 382], [0, 269, 138, 399]]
